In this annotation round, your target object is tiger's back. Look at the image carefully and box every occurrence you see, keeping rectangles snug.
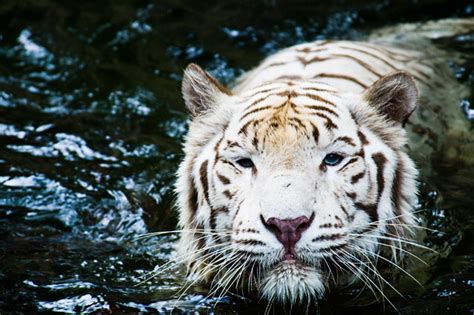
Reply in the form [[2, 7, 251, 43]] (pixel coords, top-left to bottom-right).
[[234, 40, 431, 93]]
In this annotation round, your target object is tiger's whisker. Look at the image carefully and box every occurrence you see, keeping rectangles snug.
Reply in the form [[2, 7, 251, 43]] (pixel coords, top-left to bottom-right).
[[134, 228, 231, 240], [350, 244, 423, 287], [337, 250, 398, 311], [333, 251, 382, 304], [352, 236, 429, 266], [138, 241, 234, 285], [383, 222, 443, 234], [348, 233, 437, 253], [341, 248, 405, 303]]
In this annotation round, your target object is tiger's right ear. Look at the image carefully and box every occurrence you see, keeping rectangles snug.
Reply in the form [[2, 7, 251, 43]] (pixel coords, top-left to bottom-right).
[[182, 63, 233, 117], [363, 71, 418, 125]]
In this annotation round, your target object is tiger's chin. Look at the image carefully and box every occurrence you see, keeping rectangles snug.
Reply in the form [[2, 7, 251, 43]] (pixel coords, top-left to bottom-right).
[[259, 261, 325, 305]]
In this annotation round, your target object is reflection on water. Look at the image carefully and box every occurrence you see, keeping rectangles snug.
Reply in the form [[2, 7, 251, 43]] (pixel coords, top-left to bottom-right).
[[0, 1, 473, 313]]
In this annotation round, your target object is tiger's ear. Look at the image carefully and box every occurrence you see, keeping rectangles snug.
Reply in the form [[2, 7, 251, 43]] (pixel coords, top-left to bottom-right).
[[182, 63, 232, 117], [363, 71, 418, 125]]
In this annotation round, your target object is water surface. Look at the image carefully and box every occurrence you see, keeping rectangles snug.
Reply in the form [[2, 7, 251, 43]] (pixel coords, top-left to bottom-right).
[[1, 1, 474, 313]]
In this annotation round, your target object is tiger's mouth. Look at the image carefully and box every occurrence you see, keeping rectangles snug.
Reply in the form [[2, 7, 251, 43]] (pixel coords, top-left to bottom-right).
[[283, 252, 297, 261], [271, 259, 310, 275], [266, 244, 339, 269], [259, 259, 326, 303], [273, 258, 313, 274], [276, 252, 310, 266]]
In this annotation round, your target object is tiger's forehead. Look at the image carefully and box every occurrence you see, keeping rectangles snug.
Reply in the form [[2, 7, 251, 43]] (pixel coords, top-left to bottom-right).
[[231, 80, 358, 151], [239, 80, 339, 103], [238, 80, 341, 122]]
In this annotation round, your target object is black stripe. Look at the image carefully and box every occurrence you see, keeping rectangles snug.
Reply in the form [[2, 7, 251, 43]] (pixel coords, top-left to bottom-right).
[[226, 141, 243, 149], [361, 43, 413, 61], [298, 55, 329, 66], [346, 192, 357, 199], [340, 45, 433, 87], [213, 136, 224, 165], [188, 175, 198, 221], [252, 134, 258, 149], [246, 87, 279, 99], [351, 172, 365, 184], [199, 160, 210, 205], [338, 45, 399, 71], [217, 158, 238, 169], [300, 86, 337, 93], [295, 46, 329, 53], [355, 202, 378, 222], [303, 105, 339, 117], [340, 206, 349, 217], [210, 207, 229, 232], [358, 130, 369, 145], [301, 93, 336, 106], [311, 122, 320, 144], [249, 95, 271, 108], [321, 243, 346, 252], [276, 75, 303, 80], [234, 239, 266, 246], [239, 119, 262, 135], [233, 250, 265, 257], [372, 152, 387, 204], [312, 234, 346, 242], [240, 105, 273, 121], [244, 90, 289, 112], [331, 53, 383, 77], [314, 73, 368, 89], [315, 112, 338, 129], [319, 223, 333, 228], [264, 61, 288, 68], [238, 120, 253, 135], [195, 223, 207, 251], [240, 228, 260, 234], [217, 173, 230, 185], [341, 205, 354, 223], [339, 157, 358, 172], [335, 136, 356, 146], [341, 44, 436, 87], [234, 200, 244, 218], [391, 156, 403, 218], [288, 117, 306, 130], [354, 152, 387, 222], [272, 99, 292, 111]]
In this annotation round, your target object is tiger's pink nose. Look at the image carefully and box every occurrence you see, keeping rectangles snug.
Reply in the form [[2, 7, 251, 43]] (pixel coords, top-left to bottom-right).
[[261, 213, 314, 260]]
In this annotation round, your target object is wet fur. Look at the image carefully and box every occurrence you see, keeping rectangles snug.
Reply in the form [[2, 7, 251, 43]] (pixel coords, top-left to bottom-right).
[[174, 18, 474, 306]]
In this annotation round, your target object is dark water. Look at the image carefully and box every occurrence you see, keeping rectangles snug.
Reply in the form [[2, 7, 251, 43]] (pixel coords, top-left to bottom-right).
[[1, 0, 474, 313]]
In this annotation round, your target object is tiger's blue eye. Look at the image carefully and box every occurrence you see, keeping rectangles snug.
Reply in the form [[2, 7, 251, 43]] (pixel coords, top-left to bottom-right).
[[323, 153, 344, 166], [236, 158, 254, 168]]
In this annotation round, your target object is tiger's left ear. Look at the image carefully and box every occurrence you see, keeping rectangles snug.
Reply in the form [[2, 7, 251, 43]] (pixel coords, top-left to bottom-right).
[[363, 71, 418, 125], [182, 63, 233, 117]]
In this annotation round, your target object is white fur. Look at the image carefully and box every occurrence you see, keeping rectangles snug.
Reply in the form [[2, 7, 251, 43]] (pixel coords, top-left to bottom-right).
[[174, 18, 474, 306]]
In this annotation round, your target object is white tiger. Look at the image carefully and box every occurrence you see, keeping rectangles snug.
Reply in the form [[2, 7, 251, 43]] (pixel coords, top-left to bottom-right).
[[174, 18, 474, 305]]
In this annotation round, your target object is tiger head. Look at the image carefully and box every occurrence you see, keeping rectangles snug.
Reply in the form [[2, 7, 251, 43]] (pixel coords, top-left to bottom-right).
[[175, 63, 418, 304]]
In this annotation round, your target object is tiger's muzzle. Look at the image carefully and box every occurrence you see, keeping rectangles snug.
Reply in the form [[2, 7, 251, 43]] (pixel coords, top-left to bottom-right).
[[261, 212, 315, 260]]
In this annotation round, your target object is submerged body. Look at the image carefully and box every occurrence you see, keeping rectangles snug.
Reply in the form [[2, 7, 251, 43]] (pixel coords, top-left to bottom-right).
[[175, 19, 474, 305]]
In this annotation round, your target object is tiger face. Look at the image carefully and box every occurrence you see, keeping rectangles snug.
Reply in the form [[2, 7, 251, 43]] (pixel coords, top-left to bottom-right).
[[176, 63, 418, 304]]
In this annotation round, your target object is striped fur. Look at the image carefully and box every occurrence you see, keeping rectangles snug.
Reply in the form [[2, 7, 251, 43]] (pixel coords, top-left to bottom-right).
[[175, 19, 473, 305]]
